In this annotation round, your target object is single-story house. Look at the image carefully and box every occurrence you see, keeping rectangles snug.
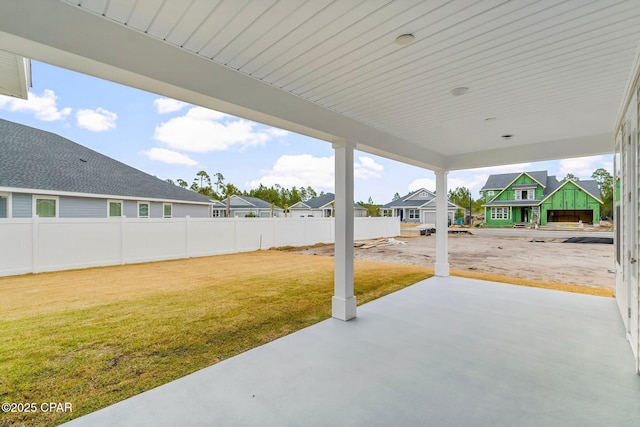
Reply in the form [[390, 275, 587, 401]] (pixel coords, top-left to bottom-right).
[[224, 194, 283, 218], [0, 119, 214, 218], [380, 188, 458, 225], [481, 171, 602, 227], [289, 193, 368, 217]]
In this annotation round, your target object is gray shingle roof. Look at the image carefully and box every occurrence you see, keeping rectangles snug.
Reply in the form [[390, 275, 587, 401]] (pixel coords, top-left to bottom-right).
[[0, 119, 212, 204], [381, 188, 435, 208], [576, 180, 601, 201], [230, 195, 278, 209], [291, 193, 365, 210], [482, 171, 548, 191], [302, 193, 335, 209]]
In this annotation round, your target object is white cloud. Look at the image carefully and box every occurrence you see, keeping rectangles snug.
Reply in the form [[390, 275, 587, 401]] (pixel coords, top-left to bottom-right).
[[154, 107, 271, 152], [0, 89, 71, 121], [354, 156, 384, 179], [153, 98, 189, 114], [266, 127, 289, 137], [249, 154, 334, 190], [408, 178, 436, 193], [249, 154, 385, 191], [141, 147, 198, 166], [76, 107, 117, 131], [557, 155, 610, 179]]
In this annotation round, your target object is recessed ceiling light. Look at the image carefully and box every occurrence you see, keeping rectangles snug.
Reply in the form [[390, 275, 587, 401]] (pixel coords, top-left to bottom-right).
[[501, 134, 514, 140], [395, 34, 415, 45], [450, 87, 469, 96]]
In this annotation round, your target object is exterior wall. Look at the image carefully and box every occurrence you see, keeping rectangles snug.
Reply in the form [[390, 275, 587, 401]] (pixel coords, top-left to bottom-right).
[[172, 203, 210, 218], [123, 200, 137, 218], [539, 182, 600, 225], [5, 192, 212, 219], [59, 196, 106, 218], [614, 65, 639, 370], [12, 193, 32, 218], [150, 202, 163, 218], [491, 174, 542, 203], [483, 206, 514, 227], [0, 216, 400, 276]]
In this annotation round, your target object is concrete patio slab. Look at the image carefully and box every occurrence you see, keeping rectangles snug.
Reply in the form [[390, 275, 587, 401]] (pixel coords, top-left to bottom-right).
[[63, 277, 640, 426]]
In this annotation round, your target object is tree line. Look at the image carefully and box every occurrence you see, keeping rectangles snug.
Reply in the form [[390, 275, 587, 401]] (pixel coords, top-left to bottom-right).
[[166, 170, 323, 209]]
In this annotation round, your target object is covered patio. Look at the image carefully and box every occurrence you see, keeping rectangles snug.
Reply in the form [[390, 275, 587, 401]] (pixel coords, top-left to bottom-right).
[[64, 276, 640, 426], [1, 1, 640, 424]]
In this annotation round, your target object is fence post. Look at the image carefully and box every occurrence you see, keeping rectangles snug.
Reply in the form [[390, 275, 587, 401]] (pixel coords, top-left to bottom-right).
[[185, 216, 190, 258], [31, 216, 39, 273], [121, 215, 126, 265]]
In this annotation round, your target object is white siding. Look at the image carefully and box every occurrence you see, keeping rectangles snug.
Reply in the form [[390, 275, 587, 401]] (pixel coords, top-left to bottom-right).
[[11, 193, 31, 218]]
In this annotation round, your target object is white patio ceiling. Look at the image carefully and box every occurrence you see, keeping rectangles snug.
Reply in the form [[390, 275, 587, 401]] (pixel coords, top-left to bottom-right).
[[1, 0, 639, 170], [0, 49, 30, 99]]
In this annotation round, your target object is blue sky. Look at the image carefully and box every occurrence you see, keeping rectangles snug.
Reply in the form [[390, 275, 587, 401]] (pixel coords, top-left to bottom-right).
[[0, 61, 612, 204]]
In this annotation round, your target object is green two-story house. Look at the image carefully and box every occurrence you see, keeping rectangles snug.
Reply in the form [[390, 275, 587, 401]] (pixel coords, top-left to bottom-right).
[[481, 171, 602, 227]]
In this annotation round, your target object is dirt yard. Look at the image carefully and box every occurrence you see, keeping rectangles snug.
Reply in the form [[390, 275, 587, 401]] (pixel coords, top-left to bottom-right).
[[298, 233, 615, 291]]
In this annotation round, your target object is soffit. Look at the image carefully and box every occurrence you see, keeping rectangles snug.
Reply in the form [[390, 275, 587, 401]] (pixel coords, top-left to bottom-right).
[[1, 0, 639, 170]]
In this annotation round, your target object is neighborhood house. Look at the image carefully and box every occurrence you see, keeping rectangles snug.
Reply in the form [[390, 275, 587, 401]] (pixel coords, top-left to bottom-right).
[[380, 188, 458, 225], [223, 194, 284, 218], [481, 171, 602, 227], [0, 119, 214, 218], [289, 193, 368, 218]]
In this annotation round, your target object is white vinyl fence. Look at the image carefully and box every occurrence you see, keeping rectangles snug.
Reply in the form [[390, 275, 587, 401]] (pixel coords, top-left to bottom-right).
[[0, 217, 400, 277]]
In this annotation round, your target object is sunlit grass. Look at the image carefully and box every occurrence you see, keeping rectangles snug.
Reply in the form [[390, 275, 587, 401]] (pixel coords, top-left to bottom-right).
[[0, 251, 431, 426]]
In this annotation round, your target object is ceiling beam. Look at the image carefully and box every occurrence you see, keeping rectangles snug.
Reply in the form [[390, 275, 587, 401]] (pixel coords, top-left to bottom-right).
[[445, 133, 613, 171]]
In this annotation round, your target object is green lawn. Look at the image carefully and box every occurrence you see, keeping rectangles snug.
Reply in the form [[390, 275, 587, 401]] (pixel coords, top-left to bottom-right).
[[0, 251, 431, 426]]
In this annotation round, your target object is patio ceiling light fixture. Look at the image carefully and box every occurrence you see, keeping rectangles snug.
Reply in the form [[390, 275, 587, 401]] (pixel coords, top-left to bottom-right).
[[450, 87, 469, 96], [395, 34, 415, 45]]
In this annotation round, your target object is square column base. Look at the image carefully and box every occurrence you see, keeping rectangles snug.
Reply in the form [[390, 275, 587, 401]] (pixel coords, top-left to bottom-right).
[[332, 296, 357, 321], [435, 262, 450, 277]]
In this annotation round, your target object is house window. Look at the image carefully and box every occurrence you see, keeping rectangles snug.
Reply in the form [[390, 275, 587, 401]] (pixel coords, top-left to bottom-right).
[[419, 191, 427, 198], [212, 210, 221, 218], [515, 189, 535, 200], [490, 207, 509, 220], [108, 200, 122, 217], [408, 209, 420, 219], [0, 192, 9, 219], [138, 202, 150, 218], [487, 190, 495, 197], [34, 196, 58, 218], [163, 203, 172, 218]]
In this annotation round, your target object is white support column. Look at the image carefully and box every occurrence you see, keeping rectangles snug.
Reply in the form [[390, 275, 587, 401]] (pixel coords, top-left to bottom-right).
[[435, 170, 450, 277], [332, 142, 356, 321]]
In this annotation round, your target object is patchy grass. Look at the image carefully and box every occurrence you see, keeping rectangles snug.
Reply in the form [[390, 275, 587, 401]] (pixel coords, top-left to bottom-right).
[[0, 251, 431, 426]]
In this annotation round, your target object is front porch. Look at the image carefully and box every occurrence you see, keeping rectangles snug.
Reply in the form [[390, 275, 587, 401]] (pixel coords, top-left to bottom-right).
[[64, 276, 640, 427]]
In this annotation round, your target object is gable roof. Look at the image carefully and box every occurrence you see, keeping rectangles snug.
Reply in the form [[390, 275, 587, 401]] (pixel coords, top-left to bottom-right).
[[482, 171, 548, 192], [381, 188, 435, 208], [291, 193, 366, 210], [0, 119, 212, 204], [229, 195, 278, 209], [301, 193, 335, 209], [483, 172, 603, 206], [539, 179, 603, 204]]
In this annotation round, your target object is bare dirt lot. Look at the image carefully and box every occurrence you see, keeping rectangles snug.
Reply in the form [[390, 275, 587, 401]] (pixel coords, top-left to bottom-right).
[[298, 232, 615, 292]]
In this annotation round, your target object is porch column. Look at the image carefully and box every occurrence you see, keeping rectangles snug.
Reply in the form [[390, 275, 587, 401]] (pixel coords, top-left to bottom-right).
[[332, 142, 356, 320], [435, 170, 450, 276]]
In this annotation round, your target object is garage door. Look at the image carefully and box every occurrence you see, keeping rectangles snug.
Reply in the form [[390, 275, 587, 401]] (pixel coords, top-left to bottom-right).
[[547, 210, 593, 223], [422, 211, 436, 225]]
